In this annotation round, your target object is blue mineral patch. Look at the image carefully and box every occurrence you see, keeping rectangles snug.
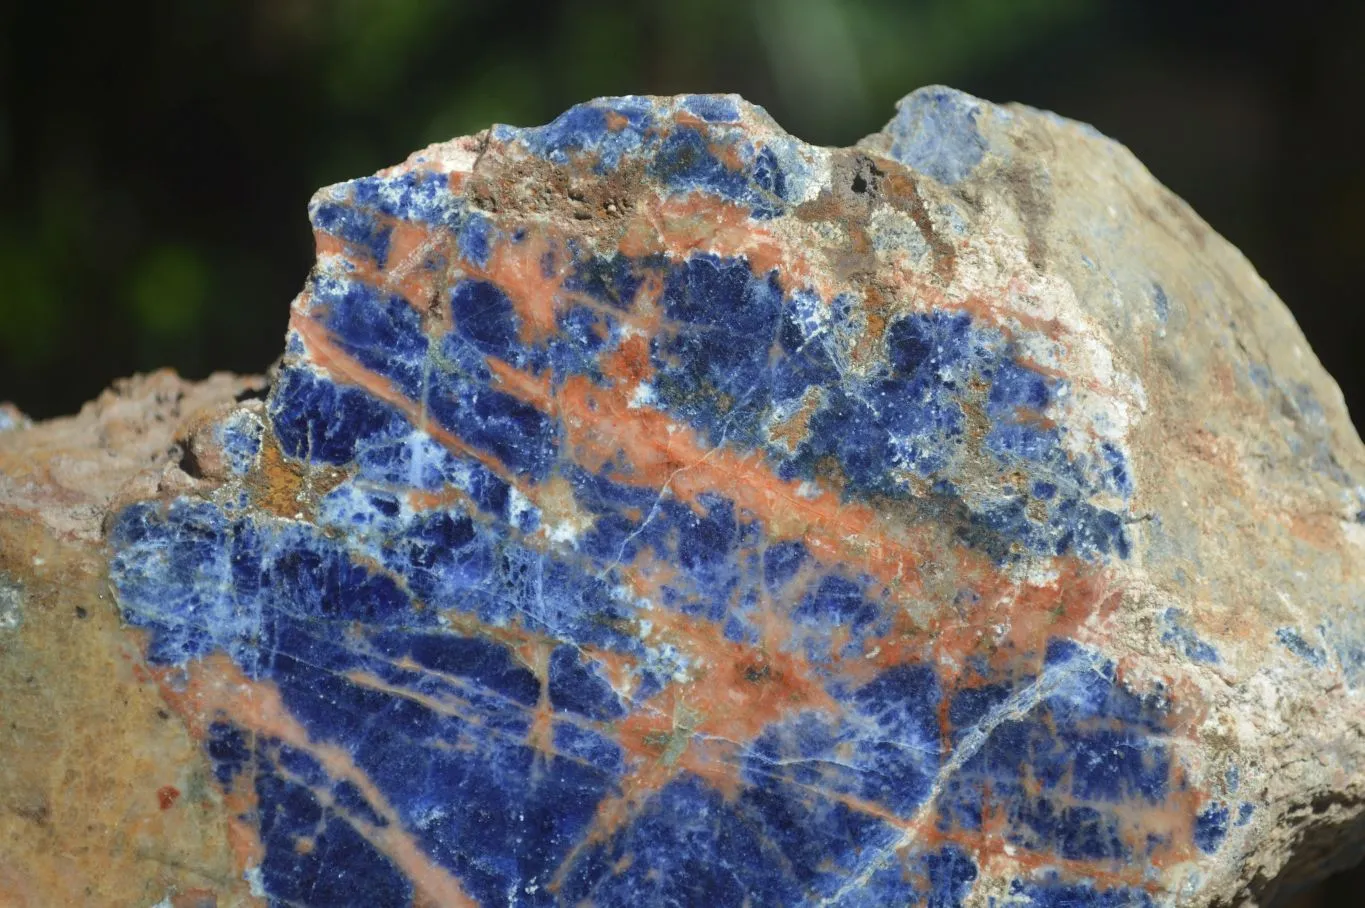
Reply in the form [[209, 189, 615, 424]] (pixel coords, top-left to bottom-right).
[[1152, 282, 1170, 323], [210, 723, 414, 907], [559, 772, 977, 908], [350, 716, 617, 905], [353, 430, 468, 494], [649, 129, 790, 219], [457, 210, 493, 267], [270, 365, 409, 466], [548, 644, 626, 720], [935, 640, 1178, 866], [1248, 363, 1273, 392], [1010, 875, 1156, 908], [217, 410, 263, 475], [1194, 802, 1231, 854], [110, 463, 1199, 905], [342, 168, 464, 229], [794, 575, 881, 636], [109, 460, 1189, 906], [833, 843, 978, 908], [311, 273, 430, 398], [564, 251, 649, 311], [730, 767, 903, 899], [164, 589, 625, 906], [681, 94, 741, 123], [1161, 608, 1220, 664], [1276, 626, 1327, 667], [494, 96, 802, 217], [449, 278, 523, 361], [493, 97, 656, 170], [742, 664, 943, 824], [643, 257, 1131, 560], [311, 197, 393, 268], [205, 721, 252, 789], [885, 86, 988, 185], [556, 775, 792, 906], [762, 539, 808, 590], [109, 498, 426, 673], [1323, 612, 1365, 688], [423, 368, 561, 483]]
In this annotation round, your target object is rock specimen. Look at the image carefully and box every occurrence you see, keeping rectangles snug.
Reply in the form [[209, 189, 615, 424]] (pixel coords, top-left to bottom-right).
[[3, 87, 1364, 906]]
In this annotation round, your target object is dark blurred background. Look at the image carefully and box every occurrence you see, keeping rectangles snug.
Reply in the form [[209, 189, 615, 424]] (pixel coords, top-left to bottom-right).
[[0, 0, 1363, 902]]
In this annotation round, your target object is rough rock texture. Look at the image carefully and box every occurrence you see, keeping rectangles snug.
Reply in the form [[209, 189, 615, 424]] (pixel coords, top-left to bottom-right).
[[0, 372, 262, 907], [3, 87, 1364, 906]]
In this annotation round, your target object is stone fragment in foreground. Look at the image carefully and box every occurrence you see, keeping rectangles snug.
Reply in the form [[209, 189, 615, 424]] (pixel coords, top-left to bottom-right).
[[5, 87, 1365, 907]]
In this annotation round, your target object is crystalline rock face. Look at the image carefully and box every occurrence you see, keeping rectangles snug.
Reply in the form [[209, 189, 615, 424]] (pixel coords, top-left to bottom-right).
[[5, 87, 1362, 907]]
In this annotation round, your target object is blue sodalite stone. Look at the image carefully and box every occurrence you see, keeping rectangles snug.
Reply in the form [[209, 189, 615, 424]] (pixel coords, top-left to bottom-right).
[[103, 89, 1244, 908]]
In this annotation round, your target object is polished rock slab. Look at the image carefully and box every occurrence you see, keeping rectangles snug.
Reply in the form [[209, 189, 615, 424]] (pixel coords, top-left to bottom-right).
[[4, 87, 1364, 906]]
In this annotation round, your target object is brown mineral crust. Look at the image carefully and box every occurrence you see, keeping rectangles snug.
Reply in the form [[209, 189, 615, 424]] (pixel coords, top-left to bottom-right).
[[0, 369, 265, 542], [0, 369, 263, 907]]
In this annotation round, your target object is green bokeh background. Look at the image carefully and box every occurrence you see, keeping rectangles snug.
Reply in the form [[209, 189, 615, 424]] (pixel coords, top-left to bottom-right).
[[1, 0, 1363, 429]]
